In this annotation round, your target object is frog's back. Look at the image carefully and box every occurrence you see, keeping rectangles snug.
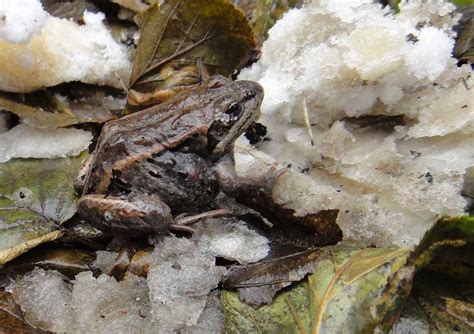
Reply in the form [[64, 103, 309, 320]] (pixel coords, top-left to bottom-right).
[[83, 86, 221, 194]]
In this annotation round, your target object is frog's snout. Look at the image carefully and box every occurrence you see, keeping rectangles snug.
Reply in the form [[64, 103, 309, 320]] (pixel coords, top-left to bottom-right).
[[242, 81, 264, 100]]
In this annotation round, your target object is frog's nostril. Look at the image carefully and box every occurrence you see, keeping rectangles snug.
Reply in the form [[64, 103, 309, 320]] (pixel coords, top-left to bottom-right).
[[244, 90, 257, 101]]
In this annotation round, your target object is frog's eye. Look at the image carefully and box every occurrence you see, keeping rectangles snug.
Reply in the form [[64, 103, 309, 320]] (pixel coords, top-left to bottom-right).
[[225, 103, 242, 119]]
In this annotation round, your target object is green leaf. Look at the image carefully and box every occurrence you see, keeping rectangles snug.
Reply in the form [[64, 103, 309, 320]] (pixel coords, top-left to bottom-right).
[[0, 153, 87, 264], [223, 246, 410, 333], [391, 269, 474, 333], [223, 216, 474, 332], [394, 216, 474, 332], [452, 0, 474, 6], [129, 0, 257, 88], [413, 216, 474, 269], [374, 216, 474, 332]]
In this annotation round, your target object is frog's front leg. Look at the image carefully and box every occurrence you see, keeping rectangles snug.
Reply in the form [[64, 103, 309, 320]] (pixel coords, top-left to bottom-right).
[[216, 153, 285, 197], [77, 192, 174, 236]]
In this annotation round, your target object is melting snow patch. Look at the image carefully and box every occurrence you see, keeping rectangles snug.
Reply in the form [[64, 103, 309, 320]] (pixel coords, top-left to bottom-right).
[[194, 218, 270, 264], [0, 124, 92, 162]]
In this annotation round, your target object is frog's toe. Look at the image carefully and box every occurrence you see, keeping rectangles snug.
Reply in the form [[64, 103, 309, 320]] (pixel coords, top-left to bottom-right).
[[260, 164, 287, 192]]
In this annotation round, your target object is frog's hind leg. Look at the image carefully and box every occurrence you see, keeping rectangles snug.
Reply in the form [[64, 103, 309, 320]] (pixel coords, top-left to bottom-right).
[[77, 192, 174, 236]]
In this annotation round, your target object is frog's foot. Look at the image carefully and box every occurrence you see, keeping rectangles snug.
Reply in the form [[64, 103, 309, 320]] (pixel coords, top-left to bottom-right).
[[108, 248, 133, 281], [255, 163, 287, 193], [217, 154, 287, 196]]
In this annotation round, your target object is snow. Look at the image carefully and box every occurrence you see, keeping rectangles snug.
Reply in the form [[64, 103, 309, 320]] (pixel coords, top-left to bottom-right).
[[70, 272, 153, 333], [0, 0, 47, 44], [8, 269, 154, 333], [0, 2, 131, 92], [8, 221, 269, 332], [184, 291, 224, 334], [238, 0, 474, 246], [0, 123, 92, 162], [94, 251, 119, 274], [147, 236, 226, 332], [404, 27, 454, 81], [7, 268, 73, 332], [194, 218, 270, 264], [8, 265, 224, 333]]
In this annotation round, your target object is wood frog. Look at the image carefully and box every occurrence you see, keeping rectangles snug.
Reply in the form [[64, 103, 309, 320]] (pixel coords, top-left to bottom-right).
[[76, 77, 279, 237]]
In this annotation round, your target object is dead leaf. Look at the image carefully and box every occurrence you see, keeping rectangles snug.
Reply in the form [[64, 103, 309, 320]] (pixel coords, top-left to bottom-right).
[[110, 0, 157, 12], [454, 6, 474, 64], [223, 248, 323, 306], [0, 289, 46, 333], [0, 85, 123, 128], [236, 190, 343, 247], [3, 244, 97, 279], [129, 0, 257, 89], [233, 0, 305, 44], [42, 0, 100, 21]]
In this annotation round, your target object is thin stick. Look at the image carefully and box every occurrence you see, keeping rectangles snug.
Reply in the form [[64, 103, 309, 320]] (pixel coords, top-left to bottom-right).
[[174, 208, 233, 226], [303, 94, 315, 146]]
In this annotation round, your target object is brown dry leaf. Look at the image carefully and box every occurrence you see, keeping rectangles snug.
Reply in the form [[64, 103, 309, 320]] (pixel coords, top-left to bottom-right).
[[236, 190, 342, 247], [233, 0, 305, 43], [110, 0, 157, 12], [42, 0, 99, 21], [3, 245, 97, 279], [0, 85, 122, 128], [0, 289, 46, 333], [129, 0, 257, 89], [454, 6, 474, 64], [223, 248, 324, 306]]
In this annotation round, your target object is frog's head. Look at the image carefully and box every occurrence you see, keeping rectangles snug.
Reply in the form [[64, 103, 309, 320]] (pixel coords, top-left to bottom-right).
[[208, 79, 263, 160]]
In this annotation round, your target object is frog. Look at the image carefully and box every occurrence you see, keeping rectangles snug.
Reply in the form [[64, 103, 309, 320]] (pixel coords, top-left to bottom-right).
[[75, 77, 280, 237]]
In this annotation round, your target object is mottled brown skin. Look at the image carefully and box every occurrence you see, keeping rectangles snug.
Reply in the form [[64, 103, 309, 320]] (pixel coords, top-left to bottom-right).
[[76, 77, 275, 236]]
